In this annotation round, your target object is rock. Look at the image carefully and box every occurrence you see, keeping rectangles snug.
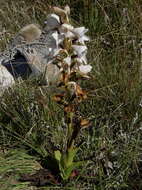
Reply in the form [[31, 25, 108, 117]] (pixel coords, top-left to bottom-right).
[[0, 64, 15, 95], [0, 25, 61, 94]]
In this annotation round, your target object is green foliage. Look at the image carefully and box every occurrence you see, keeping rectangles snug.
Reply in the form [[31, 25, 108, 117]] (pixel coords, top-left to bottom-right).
[[0, 149, 40, 190], [54, 148, 82, 180]]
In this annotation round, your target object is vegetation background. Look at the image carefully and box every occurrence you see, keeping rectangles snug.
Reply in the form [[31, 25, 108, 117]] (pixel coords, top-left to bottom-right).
[[0, 0, 142, 189]]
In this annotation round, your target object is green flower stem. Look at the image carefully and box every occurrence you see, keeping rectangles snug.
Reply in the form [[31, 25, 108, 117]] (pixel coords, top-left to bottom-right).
[[66, 111, 74, 149]]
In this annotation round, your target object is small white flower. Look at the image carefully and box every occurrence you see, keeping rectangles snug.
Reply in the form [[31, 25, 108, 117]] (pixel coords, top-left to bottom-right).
[[72, 45, 87, 57], [65, 31, 75, 38], [64, 5, 70, 15], [60, 24, 74, 32], [50, 31, 64, 49], [72, 27, 90, 44], [59, 24, 75, 38], [72, 45, 88, 64], [59, 25, 89, 43], [79, 65, 92, 74], [44, 14, 61, 31], [78, 35, 90, 44], [72, 27, 88, 37]]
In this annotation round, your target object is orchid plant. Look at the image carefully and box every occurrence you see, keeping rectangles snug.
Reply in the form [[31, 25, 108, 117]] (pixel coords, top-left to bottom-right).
[[45, 5, 92, 180]]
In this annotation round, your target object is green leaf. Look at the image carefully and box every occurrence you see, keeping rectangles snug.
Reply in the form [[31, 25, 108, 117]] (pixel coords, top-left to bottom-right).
[[54, 150, 61, 162], [60, 148, 78, 169], [60, 161, 83, 180], [58, 148, 81, 180], [66, 147, 78, 167]]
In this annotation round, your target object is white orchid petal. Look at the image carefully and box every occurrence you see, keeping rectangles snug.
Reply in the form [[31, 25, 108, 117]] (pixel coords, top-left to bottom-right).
[[72, 27, 88, 37], [52, 31, 58, 41], [58, 34, 65, 44], [65, 31, 75, 38], [59, 24, 75, 39], [79, 65, 92, 74], [80, 53, 87, 64], [60, 24, 74, 32], [59, 31, 74, 39], [73, 27, 85, 35], [78, 35, 90, 44], [64, 5, 70, 15], [82, 54, 87, 64], [71, 27, 90, 44], [72, 45, 87, 56], [76, 58, 83, 64], [44, 14, 60, 31], [76, 54, 87, 65]]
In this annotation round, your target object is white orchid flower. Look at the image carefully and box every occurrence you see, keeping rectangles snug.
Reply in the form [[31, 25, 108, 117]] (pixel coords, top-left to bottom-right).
[[59, 24, 75, 38], [59, 25, 89, 43], [72, 45, 87, 57], [78, 35, 90, 44], [72, 27, 90, 44], [50, 31, 65, 49], [65, 31, 75, 38], [44, 14, 61, 31], [60, 24, 74, 32], [72, 27, 88, 37], [64, 5, 70, 14], [79, 65, 92, 74], [72, 45, 88, 64], [76, 53, 87, 64]]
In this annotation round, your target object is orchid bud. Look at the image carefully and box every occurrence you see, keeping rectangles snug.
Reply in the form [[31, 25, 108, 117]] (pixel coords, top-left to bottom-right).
[[66, 81, 77, 96], [64, 5, 70, 15]]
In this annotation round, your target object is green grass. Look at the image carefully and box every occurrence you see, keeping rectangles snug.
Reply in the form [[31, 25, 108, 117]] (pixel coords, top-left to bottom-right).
[[0, 0, 142, 189]]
